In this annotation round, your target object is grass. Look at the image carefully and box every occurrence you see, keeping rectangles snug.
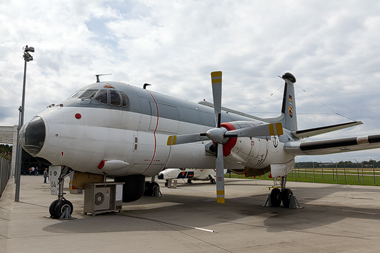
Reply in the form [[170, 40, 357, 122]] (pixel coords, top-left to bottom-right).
[[226, 168, 380, 187]]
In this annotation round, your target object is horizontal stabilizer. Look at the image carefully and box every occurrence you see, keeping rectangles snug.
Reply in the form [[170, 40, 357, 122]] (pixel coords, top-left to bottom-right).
[[284, 134, 380, 156], [291, 121, 363, 139]]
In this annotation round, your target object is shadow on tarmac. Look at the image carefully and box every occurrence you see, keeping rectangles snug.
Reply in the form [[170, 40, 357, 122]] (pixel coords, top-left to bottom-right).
[[42, 180, 380, 235]]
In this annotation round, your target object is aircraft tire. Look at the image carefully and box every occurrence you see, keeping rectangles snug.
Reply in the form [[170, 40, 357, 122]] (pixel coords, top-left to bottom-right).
[[282, 189, 293, 208], [165, 180, 168, 187], [210, 178, 216, 184], [270, 188, 282, 207], [187, 179, 192, 184], [54, 200, 73, 219], [145, 182, 159, 196], [49, 199, 59, 218]]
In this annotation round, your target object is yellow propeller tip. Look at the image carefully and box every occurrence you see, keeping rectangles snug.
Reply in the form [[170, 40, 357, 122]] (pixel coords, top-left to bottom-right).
[[217, 197, 225, 204]]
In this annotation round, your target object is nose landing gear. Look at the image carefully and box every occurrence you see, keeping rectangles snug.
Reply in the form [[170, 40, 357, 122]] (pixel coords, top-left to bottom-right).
[[49, 167, 74, 219]]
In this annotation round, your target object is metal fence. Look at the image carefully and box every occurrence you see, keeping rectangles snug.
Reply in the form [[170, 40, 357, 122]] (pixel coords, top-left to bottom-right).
[[228, 164, 380, 187], [0, 156, 11, 198]]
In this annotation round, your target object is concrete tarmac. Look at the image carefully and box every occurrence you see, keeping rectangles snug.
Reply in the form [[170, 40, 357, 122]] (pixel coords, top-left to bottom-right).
[[1, 176, 380, 253]]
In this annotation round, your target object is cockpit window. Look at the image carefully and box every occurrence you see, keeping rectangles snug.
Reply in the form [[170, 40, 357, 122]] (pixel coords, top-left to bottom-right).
[[94, 90, 108, 104], [68, 90, 85, 99], [110, 90, 121, 106], [120, 91, 130, 107], [74, 87, 130, 108], [79, 89, 98, 99]]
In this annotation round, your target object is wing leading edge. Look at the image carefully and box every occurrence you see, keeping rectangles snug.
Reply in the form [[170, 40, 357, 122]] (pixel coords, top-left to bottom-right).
[[291, 121, 363, 139], [284, 134, 380, 156]]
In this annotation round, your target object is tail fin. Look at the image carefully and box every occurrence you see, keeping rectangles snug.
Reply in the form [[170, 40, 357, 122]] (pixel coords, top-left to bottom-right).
[[280, 72, 297, 131]]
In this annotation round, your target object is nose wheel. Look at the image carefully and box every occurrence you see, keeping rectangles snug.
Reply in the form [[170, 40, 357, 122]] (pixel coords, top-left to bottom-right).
[[49, 198, 73, 219]]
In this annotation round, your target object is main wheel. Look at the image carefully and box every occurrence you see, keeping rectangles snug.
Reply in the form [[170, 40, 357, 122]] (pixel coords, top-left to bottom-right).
[[54, 200, 73, 219], [210, 178, 216, 184], [145, 182, 159, 196], [282, 189, 293, 208], [187, 179, 192, 184], [144, 182, 152, 196], [49, 200, 59, 218], [270, 188, 282, 207]]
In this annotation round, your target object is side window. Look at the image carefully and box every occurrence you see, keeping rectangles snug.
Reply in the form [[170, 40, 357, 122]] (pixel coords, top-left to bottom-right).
[[94, 90, 108, 104], [120, 91, 130, 107], [110, 90, 121, 106]]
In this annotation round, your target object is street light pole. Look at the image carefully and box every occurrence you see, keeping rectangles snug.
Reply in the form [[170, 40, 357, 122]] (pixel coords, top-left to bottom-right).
[[14, 45, 34, 202]]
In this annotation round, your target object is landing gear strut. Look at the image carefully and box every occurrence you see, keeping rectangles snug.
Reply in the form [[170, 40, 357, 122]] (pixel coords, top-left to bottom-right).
[[49, 167, 74, 219], [265, 176, 300, 208]]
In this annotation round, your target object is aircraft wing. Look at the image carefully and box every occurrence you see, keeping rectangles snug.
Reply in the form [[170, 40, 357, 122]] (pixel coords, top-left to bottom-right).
[[291, 121, 363, 139], [284, 134, 380, 156]]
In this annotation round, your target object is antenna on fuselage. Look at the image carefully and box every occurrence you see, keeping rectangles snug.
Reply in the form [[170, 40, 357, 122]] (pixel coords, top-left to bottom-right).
[[143, 83, 152, 89], [95, 73, 112, 83]]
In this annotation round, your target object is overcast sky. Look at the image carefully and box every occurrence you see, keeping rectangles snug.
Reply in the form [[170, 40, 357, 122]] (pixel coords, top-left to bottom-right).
[[1, 0, 379, 163]]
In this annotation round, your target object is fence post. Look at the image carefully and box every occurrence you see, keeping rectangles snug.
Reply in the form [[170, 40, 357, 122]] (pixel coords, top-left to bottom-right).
[[0, 157, 3, 196], [344, 162, 346, 181], [321, 161, 323, 179], [362, 162, 364, 185], [373, 162, 376, 185]]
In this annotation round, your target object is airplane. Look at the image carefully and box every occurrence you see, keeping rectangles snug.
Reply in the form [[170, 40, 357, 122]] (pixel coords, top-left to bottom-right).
[[18, 71, 380, 218], [158, 168, 218, 186]]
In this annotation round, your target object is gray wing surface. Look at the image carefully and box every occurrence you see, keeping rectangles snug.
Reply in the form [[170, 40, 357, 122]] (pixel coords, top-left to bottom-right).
[[284, 134, 380, 156]]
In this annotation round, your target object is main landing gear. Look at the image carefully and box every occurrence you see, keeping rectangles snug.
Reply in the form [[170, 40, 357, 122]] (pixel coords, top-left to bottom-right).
[[49, 167, 74, 219], [264, 176, 301, 208], [144, 176, 162, 197]]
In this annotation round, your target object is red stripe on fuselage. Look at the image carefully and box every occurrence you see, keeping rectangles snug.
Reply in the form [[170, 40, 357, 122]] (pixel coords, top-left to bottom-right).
[[142, 90, 159, 174]]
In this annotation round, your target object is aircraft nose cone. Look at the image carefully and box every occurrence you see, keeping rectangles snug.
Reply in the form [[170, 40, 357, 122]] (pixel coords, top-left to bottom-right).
[[19, 116, 46, 156]]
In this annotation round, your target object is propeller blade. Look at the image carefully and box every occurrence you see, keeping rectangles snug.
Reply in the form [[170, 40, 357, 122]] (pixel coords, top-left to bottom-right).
[[224, 122, 284, 138], [167, 133, 208, 146], [215, 142, 225, 203], [211, 71, 222, 127]]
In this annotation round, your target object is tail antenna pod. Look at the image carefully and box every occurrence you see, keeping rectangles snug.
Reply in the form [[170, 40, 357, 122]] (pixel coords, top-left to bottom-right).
[[280, 72, 296, 83]]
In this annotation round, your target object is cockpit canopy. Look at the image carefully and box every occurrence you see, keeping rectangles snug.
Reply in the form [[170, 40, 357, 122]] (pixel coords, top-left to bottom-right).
[[69, 88, 130, 107]]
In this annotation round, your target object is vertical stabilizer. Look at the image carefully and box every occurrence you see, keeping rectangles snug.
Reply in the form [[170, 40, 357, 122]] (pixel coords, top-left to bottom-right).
[[280, 72, 297, 132]]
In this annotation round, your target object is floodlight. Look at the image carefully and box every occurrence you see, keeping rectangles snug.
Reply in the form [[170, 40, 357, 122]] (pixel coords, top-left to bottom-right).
[[25, 46, 35, 53]]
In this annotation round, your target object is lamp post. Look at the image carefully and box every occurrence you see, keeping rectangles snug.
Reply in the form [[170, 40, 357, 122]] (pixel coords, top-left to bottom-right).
[[14, 45, 34, 202]]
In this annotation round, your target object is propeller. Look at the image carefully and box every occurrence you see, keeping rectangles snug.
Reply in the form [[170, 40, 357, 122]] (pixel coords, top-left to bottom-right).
[[167, 71, 284, 203]]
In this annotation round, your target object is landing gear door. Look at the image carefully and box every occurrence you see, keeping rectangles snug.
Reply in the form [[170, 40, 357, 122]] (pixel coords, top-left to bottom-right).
[[49, 166, 61, 195]]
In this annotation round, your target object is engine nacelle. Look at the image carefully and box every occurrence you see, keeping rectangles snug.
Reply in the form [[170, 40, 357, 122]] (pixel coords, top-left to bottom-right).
[[228, 136, 269, 168], [221, 121, 293, 172]]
